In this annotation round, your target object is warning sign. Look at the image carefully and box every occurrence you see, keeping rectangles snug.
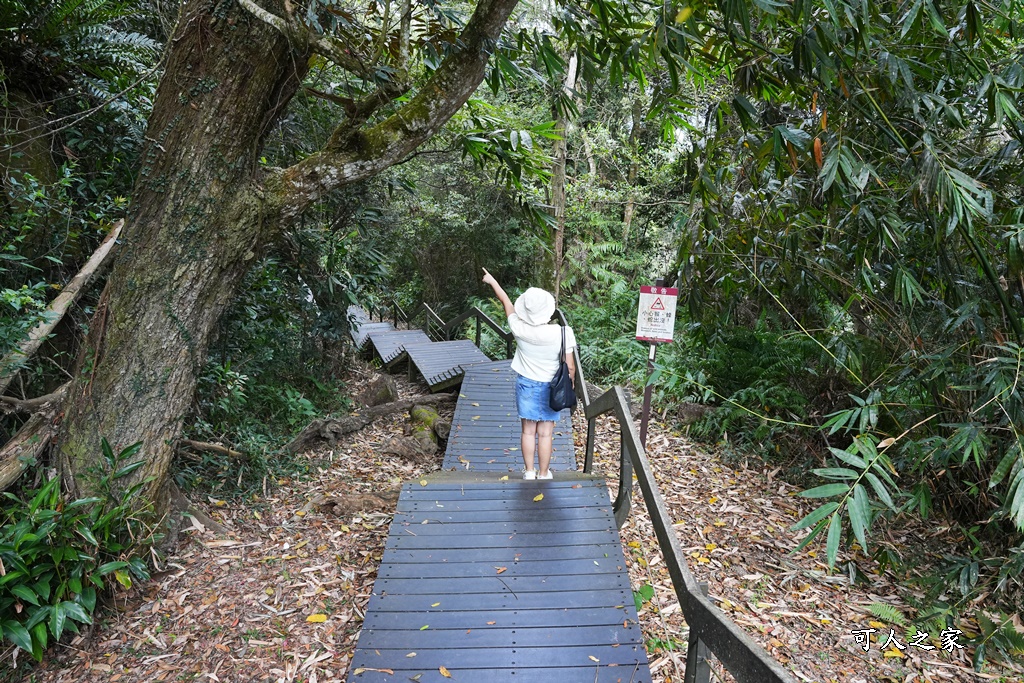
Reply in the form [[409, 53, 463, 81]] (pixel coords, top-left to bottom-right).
[[635, 286, 678, 343]]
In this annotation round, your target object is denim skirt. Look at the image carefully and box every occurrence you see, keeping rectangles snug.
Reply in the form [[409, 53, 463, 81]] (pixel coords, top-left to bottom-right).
[[515, 373, 562, 422]]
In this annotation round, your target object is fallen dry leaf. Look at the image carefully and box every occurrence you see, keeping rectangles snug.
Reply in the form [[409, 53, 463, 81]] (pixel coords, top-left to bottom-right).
[[439, 665, 452, 678], [25, 365, 1022, 683]]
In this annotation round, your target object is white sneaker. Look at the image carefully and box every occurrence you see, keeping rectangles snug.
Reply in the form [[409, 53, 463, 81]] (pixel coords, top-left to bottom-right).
[[537, 471, 553, 480], [523, 470, 536, 480]]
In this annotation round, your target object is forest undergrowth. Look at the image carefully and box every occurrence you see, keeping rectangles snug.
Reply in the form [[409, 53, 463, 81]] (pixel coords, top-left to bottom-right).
[[11, 362, 1023, 683]]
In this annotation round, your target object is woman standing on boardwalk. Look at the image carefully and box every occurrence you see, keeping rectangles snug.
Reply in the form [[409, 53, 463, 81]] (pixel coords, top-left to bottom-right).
[[482, 268, 576, 480]]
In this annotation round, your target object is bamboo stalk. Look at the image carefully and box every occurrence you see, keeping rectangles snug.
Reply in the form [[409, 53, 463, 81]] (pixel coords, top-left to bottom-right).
[[0, 220, 124, 396]]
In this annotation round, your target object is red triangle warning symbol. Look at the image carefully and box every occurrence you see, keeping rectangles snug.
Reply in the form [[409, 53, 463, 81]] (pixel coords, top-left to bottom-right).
[[650, 297, 665, 310]]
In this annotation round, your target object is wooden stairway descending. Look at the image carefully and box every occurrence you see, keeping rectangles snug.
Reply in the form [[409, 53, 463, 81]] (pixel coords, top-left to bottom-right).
[[350, 308, 492, 392], [346, 345, 652, 681]]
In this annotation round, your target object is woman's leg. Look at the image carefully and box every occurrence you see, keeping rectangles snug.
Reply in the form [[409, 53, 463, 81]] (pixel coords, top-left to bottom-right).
[[521, 419, 538, 472], [537, 420, 554, 476]]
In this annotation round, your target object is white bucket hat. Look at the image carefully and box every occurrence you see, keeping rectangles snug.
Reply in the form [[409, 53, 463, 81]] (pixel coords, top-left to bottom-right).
[[513, 287, 556, 326]]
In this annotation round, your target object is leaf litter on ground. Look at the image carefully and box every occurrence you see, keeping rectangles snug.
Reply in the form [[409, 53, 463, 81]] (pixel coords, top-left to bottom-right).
[[22, 366, 1024, 683]]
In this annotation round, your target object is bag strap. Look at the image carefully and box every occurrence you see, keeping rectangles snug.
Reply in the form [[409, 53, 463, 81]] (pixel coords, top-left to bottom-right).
[[560, 325, 567, 361]]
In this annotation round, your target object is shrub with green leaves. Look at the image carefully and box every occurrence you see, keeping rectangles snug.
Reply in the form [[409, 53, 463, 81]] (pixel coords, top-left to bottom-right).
[[0, 440, 156, 661]]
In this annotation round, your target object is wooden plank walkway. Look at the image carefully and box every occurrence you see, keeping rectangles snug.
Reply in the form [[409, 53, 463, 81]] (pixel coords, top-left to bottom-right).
[[405, 340, 491, 391], [444, 361, 575, 473], [347, 357, 651, 683], [368, 329, 432, 366], [348, 308, 491, 391], [349, 473, 651, 682], [348, 306, 395, 350]]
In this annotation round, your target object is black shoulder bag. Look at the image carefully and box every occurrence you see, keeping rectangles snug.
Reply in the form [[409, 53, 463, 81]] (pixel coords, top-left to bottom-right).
[[548, 326, 577, 411]]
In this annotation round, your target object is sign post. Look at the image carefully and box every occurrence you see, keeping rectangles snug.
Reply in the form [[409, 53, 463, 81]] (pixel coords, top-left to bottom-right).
[[635, 279, 678, 450]]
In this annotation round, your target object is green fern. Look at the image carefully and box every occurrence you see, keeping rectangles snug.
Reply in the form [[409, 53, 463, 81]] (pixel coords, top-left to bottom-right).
[[868, 603, 909, 628]]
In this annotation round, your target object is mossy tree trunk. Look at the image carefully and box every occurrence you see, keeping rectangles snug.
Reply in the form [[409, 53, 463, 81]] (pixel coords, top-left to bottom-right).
[[56, 0, 521, 520]]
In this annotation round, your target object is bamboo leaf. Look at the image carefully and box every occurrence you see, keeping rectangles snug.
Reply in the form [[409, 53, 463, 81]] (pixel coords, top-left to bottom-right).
[[829, 447, 867, 469], [865, 472, 895, 510], [847, 484, 870, 548], [812, 467, 859, 480], [799, 483, 850, 498], [791, 501, 839, 531], [826, 512, 842, 566]]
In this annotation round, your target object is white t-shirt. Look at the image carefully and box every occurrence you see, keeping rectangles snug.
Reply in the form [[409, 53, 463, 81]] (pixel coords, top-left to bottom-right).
[[508, 313, 577, 382]]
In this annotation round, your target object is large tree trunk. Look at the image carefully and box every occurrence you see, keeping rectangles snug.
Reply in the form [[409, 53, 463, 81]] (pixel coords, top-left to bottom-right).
[[57, 0, 308, 511], [54, 0, 521, 522]]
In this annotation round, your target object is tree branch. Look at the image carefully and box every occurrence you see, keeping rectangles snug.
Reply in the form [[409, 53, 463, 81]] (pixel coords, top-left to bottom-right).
[[270, 0, 521, 219], [0, 382, 70, 413], [305, 82, 410, 130], [237, 0, 378, 82], [0, 220, 124, 396], [0, 383, 67, 491]]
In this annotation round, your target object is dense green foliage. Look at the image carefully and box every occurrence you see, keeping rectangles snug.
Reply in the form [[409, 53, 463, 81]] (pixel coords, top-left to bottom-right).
[[1, 0, 1023, 668], [1, 0, 157, 400], [651, 0, 1024, 618], [0, 440, 155, 661]]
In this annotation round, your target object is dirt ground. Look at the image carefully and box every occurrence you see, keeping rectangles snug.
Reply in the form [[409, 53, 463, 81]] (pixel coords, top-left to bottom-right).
[[14, 366, 1024, 683]]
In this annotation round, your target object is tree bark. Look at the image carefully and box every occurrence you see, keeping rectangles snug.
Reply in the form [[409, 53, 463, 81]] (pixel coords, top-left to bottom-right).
[[54, 0, 521, 524], [56, 0, 308, 513]]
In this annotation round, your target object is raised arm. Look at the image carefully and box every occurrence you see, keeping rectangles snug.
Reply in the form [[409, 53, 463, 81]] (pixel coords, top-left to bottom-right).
[[482, 268, 515, 318]]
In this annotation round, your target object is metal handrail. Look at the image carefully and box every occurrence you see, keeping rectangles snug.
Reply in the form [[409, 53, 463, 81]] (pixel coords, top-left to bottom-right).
[[443, 307, 514, 359], [583, 385, 796, 683], [367, 298, 516, 359], [362, 296, 790, 680]]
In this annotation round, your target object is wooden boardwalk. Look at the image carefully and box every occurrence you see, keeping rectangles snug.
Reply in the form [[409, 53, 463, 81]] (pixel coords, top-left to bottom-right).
[[347, 353, 652, 682], [445, 361, 575, 473], [368, 329, 432, 366], [350, 310, 493, 391], [405, 340, 491, 391]]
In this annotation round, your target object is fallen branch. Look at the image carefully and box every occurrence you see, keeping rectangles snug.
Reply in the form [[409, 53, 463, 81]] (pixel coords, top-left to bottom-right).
[[179, 439, 246, 459], [0, 220, 124, 396], [0, 382, 70, 413], [285, 391, 455, 453], [0, 384, 67, 491]]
